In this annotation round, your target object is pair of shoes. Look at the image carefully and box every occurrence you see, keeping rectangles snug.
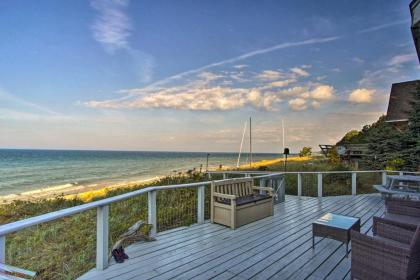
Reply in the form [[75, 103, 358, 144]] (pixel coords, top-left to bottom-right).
[[112, 247, 129, 263]]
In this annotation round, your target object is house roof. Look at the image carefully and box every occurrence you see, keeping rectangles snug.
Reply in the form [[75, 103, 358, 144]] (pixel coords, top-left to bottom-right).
[[385, 80, 420, 122]]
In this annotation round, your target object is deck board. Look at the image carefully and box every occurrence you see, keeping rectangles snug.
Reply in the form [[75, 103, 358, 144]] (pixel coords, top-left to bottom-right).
[[79, 194, 384, 280]]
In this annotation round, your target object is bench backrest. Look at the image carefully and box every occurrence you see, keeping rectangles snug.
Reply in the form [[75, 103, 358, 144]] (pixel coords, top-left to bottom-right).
[[211, 178, 254, 197]]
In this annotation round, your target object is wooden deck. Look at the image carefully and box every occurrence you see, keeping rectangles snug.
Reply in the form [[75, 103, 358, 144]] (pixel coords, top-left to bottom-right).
[[79, 194, 384, 280]]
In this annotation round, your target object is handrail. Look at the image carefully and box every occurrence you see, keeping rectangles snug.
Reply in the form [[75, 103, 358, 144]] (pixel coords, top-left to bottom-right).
[[0, 173, 281, 237], [1, 169, 416, 273], [208, 170, 420, 175]]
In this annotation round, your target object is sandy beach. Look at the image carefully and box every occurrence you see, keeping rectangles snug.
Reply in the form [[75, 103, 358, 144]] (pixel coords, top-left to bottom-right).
[[0, 155, 310, 204], [0, 176, 162, 204]]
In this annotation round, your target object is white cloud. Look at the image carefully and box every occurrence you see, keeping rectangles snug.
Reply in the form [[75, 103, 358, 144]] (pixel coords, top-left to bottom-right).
[[133, 36, 340, 90], [387, 53, 417, 66], [288, 98, 307, 111], [348, 88, 375, 103], [233, 65, 248, 69], [90, 0, 132, 53], [268, 79, 297, 88], [85, 66, 337, 112], [352, 57, 364, 64], [357, 20, 409, 34], [278, 86, 307, 96], [311, 100, 321, 109], [90, 0, 154, 82], [85, 79, 282, 111], [256, 70, 284, 81], [290, 67, 310, 77], [310, 85, 335, 101]]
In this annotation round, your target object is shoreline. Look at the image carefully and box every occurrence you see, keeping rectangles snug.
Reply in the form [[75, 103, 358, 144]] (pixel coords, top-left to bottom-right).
[[0, 155, 310, 204], [0, 176, 163, 204]]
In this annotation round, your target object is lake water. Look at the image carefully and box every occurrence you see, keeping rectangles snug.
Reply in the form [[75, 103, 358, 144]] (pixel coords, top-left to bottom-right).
[[0, 149, 281, 195]]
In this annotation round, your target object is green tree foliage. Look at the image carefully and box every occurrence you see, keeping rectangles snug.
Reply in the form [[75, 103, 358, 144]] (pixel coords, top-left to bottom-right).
[[336, 130, 365, 145], [337, 85, 420, 171], [327, 147, 341, 165], [399, 84, 420, 170], [299, 146, 312, 157]]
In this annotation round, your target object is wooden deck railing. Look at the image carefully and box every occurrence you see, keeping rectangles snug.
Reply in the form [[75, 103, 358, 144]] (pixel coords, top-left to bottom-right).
[[1, 170, 418, 275], [0, 173, 283, 273], [208, 170, 420, 197]]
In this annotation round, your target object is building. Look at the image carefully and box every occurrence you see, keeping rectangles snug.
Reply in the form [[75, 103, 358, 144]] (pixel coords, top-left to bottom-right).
[[411, 0, 420, 62], [385, 80, 420, 128]]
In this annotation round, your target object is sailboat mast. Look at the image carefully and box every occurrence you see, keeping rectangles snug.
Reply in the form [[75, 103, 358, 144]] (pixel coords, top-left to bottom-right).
[[249, 117, 252, 168], [282, 119, 285, 152], [237, 121, 247, 167]]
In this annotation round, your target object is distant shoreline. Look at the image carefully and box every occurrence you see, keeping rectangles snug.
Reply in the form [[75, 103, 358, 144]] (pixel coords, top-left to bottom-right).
[[0, 155, 309, 204], [0, 176, 163, 204]]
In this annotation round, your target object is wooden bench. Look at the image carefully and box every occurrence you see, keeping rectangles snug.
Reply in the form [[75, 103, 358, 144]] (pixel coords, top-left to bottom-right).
[[210, 178, 274, 229]]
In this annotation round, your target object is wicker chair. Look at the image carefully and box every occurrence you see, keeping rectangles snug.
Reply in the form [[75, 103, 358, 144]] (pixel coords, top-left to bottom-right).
[[351, 218, 420, 280], [384, 196, 420, 229]]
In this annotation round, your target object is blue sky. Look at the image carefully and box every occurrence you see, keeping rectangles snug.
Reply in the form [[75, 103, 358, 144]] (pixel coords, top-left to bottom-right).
[[0, 0, 418, 152]]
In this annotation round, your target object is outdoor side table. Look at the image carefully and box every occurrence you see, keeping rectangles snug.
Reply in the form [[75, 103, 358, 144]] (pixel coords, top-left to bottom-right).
[[312, 213, 360, 257]]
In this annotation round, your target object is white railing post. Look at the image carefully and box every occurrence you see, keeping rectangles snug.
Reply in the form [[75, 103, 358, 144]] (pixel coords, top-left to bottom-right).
[[382, 171, 387, 186], [197, 185, 205, 224], [259, 179, 265, 194], [0, 235, 5, 264], [148, 190, 157, 237], [297, 173, 302, 197], [96, 205, 109, 271], [399, 171, 404, 176], [351, 172, 357, 195], [317, 173, 323, 197], [245, 173, 250, 177], [223, 173, 227, 179]]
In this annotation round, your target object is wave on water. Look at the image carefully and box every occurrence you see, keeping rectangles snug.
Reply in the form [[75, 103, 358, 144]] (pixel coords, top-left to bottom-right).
[[0, 149, 282, 200]]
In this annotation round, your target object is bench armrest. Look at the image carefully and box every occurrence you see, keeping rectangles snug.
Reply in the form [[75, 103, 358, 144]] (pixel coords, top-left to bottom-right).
[[212, 192, 237, 200]]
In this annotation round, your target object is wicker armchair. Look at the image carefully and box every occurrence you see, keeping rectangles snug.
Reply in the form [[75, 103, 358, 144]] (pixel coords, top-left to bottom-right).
[[351, 218, 420, 280], [384, 196, 420, 229]]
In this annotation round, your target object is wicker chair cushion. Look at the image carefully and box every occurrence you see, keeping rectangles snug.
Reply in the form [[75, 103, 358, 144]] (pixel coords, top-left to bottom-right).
[[216, 194, 271, 206], [385, 197, 420, 209], [384, 213, 420, 228], [373, 235, 411, 251]]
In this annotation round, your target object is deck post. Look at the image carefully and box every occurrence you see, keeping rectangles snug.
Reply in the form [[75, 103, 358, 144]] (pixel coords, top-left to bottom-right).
[[148, 190, 157, 237], [382, 171, 387, 186], [0, 235, 5, 264], [351, 172, 357, 195], [197, 185, 205, 224], [245, 173, 250, 177], [317, 173, 323, 197], [297, 173, 302, 197], [223, 173, 227, 179], [96, 205, 109, 271], [399, 171, 404, 176], [259, 179, 265, 194]]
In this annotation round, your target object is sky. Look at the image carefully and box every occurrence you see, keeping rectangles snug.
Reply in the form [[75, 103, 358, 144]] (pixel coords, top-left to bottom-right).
[[0, 0, 419, 153]]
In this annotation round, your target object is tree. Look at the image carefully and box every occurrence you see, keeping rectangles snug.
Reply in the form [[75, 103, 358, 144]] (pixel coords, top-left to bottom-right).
[[336, 130, 365, 145], [399, 84, 420, 171], [299, 146, 312, 157]]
